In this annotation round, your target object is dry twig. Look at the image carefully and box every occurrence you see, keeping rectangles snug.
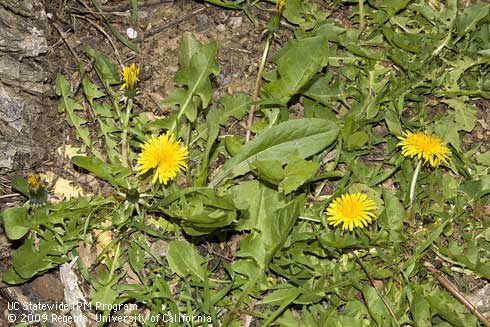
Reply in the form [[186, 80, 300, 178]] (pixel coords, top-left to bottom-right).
[[424, 262, 490, 327], [71, 13, 123, 67], [142, 6, 207, 39], [353, 251, 401, 326], [102, 0, 173, 12]]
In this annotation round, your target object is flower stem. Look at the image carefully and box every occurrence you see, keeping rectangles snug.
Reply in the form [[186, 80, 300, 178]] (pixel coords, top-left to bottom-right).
[[245, 32, 273, 143], [359, 0, 365, 29], [121, 98, 133, 168], [409, 160, 422, 206]]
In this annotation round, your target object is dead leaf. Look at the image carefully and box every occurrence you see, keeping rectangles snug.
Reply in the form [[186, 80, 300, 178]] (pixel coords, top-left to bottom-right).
[[39, 171, 84, 200]]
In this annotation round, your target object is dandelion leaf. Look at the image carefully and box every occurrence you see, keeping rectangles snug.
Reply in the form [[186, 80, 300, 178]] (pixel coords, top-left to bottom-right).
[[263, 35, 330, 104], [163, 35, 219, 122], [84, 46, 120, 86], [219, 93, 253, 125], [56, 74, 91, 147], [211, 118, 339, 186], [166, 240, 206, 282]]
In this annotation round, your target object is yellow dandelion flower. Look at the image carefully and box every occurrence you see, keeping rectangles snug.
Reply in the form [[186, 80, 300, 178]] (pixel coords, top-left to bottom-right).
[[276, 0, 285, 12], [27, 173, 38, 189], [120, 63, 140, 94], [326, 193, 377, 231], [137, 133, 188, 185], [397, 132, 450, 167]]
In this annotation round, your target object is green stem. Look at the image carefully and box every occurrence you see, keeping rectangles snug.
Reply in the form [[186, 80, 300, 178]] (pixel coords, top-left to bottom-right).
[[409, 160, 422, 206], [245, 33, 273, 142], [121, 98, 133, 168], [359, 0, 365, 29], [222, 272, 261, 326]]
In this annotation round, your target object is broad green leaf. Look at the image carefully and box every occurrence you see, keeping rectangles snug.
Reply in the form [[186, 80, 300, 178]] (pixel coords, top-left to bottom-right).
[[346, 131, 369, 150], [90, 284, 121, 308], [434, 115, 461, 150], [384, 108, 403, 136], [476, 151, 490, 166], [279, 157, 320, 194], [382, 27, 434, 53], [320, 229, 364, 248], [84, 46, 120, 85], [380, 189, 404, 244], [82, 75, 105, 108], [459, 175, 490, 200], [237, 233, 268, 268], [250, 159, 285, 185], [263, 35, 330, 104], [72, 155, 132, 188], [163, 38, 219, 122], [303, 74, 345, 105], [224, 135, 244, 157], [361, 285, 393, 326], [455, 4, 490, 36], [163, 89, 199, 122], [1, 268, 28, 284], [166, 240, 206, 281], [11, 176, 29, 197], [232, 180, 286, 231], [259, 287, 301, 306], [443, 98, 476, 132], [210, 118, 339, 186], [92, 102, 113, 118], [161, 189, 237, 235], [237, 195, 303, 268], [179, 32, 200, 69], [128, 243, 145, 278], [219, 93, 252, 125], [1, 207, 30, 240], [175, 40, 219, 106], [411, 295, 431, 327], [196, 106, 221, 186], [426, 288, 479, 326], [11, 235, 69, 279], [282, 0, 306, 25]]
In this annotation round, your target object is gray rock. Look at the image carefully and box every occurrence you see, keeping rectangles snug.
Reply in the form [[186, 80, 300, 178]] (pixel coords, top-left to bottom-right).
[[0, 1, 48, 57], [0, 0, 51, 173]]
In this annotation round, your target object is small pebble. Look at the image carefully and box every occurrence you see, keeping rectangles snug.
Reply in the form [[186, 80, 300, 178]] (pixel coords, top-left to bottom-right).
[[229, 17, 243, 29], [151, 240, 168, 257], [126, 27, 138, 39]]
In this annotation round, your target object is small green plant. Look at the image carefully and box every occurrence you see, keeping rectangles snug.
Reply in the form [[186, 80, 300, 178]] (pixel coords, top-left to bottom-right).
[[1, 0, 490, 326]]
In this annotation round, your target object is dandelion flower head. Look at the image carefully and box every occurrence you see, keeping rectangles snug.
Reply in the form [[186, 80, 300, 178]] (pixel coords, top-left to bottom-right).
[[276, 0, 285, 12], [137, 133, 188, 185], [27, 174, 38, 189], [120, 63, 140, 93], [397, 131, 450, 167], [326, 193, 377, 231]]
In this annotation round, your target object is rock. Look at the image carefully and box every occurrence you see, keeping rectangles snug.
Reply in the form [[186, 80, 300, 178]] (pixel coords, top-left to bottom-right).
[[150, 240, 168, 257], [196, 14, 209, 32], [228, 17, 243, 29], [0, 83, 47, 172], [0, 53, 50, 95], [216, 24, 226, 32], [0, 0, 51, 173], [0, 1, 48, 57], [30, 274, 65, 302]]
